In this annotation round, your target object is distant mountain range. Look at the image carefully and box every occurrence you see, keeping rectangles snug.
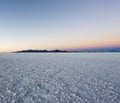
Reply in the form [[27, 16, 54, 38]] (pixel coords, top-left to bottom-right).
[[14, 47, 120, 53], [72, 47, 120, 52], [15, 49, 68, 53]]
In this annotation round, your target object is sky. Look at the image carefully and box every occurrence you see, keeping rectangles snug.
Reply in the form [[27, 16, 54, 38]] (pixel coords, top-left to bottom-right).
[[0, 0, 120, 52]]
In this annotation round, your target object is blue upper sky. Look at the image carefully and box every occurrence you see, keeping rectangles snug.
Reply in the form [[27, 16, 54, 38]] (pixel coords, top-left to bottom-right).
[[0, 0, 120, 52]]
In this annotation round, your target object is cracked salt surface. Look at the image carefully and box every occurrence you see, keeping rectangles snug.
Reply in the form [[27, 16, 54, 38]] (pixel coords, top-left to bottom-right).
[[0, 53, 120, 103]]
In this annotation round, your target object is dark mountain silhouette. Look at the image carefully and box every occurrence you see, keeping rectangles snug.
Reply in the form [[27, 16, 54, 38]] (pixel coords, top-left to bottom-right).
[[14, 47, 120, 53], [15, 49, 68, 53]]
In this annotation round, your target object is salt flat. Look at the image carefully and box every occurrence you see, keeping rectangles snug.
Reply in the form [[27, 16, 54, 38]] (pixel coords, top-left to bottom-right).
[[0, 53, 120, 103]]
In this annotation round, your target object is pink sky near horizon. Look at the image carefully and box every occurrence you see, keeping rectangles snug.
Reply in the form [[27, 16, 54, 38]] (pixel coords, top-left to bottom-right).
[[1, 34, 120, 52]]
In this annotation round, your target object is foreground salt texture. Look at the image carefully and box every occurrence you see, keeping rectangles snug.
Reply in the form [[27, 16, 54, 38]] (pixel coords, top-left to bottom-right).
[[0, 53, 120, 103]]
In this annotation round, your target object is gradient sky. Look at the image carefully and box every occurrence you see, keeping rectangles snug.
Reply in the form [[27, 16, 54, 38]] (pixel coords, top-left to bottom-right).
[[0, 0, 120, 52]]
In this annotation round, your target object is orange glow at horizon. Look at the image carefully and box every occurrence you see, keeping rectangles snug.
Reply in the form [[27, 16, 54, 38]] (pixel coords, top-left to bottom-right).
[[0, 30, 120, 52], [0, 37, 120, 52]]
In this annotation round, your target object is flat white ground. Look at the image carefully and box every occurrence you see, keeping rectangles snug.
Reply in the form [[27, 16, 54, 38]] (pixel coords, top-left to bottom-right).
[[0, 53, 120, 103]]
